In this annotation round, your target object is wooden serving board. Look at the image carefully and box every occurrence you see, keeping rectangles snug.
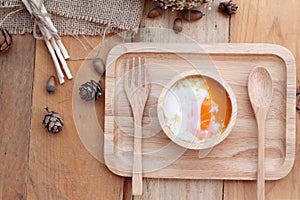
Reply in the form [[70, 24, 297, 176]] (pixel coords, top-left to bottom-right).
[[104, 43, 296, 180]]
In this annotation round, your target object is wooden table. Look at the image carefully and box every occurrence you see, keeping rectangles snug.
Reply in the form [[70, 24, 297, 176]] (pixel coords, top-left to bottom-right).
[[0, 0, 299, 199]]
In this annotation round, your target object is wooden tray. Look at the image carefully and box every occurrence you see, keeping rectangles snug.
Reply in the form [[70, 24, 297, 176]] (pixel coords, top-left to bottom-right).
[[104, 43, 296, 180]]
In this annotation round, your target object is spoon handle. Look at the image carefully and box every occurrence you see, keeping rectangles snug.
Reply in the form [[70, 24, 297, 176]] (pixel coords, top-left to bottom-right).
[[256, 109, 267, 200]]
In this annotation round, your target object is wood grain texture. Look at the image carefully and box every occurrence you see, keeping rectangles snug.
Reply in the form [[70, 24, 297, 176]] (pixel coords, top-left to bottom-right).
[[142, 179, 223, 200], [124, 57, 151, 196], [135, 0, 229, 43], [129, 1, 229, 198], [104, 43, 295, 180], [27, 36, 124, 200], [225, 0, 300, 199], [1, 0, 298, 199], [0, 34, 35, 200], [248, 67, 274, 200]]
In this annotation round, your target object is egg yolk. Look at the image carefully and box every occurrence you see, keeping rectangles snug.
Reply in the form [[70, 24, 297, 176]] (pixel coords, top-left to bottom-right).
[[200, 98, 212, 130]]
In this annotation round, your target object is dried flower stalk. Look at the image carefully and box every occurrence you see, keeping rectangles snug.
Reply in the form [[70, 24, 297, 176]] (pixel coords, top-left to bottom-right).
[[22, 0, 72, 84], [153, 0, 203, 10]]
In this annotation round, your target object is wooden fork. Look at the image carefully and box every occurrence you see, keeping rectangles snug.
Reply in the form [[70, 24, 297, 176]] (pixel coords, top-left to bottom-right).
[[124, 57, 150, 196]]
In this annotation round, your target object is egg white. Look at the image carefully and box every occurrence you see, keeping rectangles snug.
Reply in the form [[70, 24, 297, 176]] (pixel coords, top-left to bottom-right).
[[163, 77, 221, 142]]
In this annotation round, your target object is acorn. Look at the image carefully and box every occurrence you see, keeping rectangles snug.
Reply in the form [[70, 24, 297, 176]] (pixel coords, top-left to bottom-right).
[[147, 6, 163, 18], [93, 57, 106, 76], [173, 18, 183, 33], [46, 75, 56, 93], [183, 10, 204, 22]]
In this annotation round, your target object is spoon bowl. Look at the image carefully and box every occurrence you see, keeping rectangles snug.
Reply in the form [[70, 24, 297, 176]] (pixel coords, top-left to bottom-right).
[[248, 67, 273, 108]]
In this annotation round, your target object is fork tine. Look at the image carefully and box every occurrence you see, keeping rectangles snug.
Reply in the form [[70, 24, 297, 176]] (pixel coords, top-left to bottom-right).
[[126, 58, 131, 87], [132, 57, 137, 87], [142, 57, 146, 87], [126, 58, 130, 72], [137, 57, 143, 86]]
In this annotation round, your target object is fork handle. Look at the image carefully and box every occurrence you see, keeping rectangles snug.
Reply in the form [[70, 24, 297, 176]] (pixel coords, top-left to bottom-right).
[[132, 120, 143, 196]]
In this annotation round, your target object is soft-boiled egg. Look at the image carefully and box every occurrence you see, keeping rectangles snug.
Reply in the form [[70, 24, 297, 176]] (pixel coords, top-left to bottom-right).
[[163, 75, 229, 142]]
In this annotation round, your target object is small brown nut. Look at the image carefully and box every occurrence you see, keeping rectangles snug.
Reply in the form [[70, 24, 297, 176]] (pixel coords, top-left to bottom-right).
[[173, 18, 183, 33], [183, 10, 204, 22], [93, 57, 106, 76], [46, 75, 56, 93], [147, 6, 163, 18]]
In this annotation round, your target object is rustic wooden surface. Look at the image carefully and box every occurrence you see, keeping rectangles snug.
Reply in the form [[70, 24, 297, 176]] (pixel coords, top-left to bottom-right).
[[0, 0, 299, 199], [225, 0, 300, 200], [132, 1, 228, 198], [0, 35, 35, 200], [26, 36, 125, 200]]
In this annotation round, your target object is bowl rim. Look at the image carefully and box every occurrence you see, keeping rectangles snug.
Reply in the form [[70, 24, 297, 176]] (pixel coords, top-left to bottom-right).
[[157, 70, 237, 150]]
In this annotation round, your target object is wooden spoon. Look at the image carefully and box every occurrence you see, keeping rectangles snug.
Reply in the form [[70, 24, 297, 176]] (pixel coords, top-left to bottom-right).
[[248, 66, 273, 200]]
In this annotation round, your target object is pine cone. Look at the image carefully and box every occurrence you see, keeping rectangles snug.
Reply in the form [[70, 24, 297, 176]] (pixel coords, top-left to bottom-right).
[[43, 107, 64, 133], [0, 28, 12, 53], [79, 80, 102, 101], [219, 0, 238, 15]]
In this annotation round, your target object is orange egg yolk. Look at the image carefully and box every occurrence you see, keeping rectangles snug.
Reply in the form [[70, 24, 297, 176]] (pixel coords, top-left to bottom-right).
[[200, 98, 212, 130]]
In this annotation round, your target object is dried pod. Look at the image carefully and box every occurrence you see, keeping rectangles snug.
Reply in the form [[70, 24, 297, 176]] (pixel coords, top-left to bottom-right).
[[297, 92, 300, 111], [0, 28, 12, 53], [153, 0, 202, 10], [46, 75, 56, 93], [147, 6, 163, 18], [42, 107, 64, 134], [183, 10, 204, 22], [219, 0, 238, 15], [173, 18, 183, 33], [79, 80, 102, 101], [93, 57, 106, 76]]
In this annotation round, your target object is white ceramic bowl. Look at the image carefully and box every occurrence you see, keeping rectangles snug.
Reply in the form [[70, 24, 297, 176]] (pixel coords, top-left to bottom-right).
[[157, 70, 237, 150]]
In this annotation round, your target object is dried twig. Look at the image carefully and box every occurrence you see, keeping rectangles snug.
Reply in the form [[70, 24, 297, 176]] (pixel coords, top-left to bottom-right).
[[22, 0, 72, 84]]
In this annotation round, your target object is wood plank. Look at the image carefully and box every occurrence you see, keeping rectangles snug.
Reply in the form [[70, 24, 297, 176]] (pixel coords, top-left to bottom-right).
[[27, 36, 124, 199], [142, 179, 223, 200], [225, 0, 300, 199], [135, 0, 229, 43], [0, 34, 35, 199], [127, 0, 229, 199]]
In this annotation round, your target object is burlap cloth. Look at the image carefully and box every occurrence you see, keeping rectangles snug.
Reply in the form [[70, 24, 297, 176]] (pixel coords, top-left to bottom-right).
[[0, 0, 145, 35]]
